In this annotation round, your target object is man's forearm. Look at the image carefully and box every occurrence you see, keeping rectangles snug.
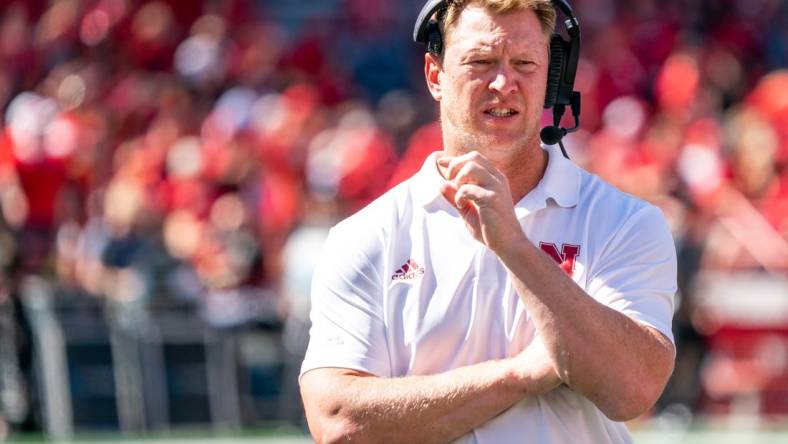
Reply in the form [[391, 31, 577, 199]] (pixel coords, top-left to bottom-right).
[[301, 343, 559, 444], [435, 151, 674, 420], [498, 238, 675, 420]]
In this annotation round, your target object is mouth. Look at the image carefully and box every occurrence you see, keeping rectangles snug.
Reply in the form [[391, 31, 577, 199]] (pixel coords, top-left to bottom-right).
[[483, 107, 519, 118]]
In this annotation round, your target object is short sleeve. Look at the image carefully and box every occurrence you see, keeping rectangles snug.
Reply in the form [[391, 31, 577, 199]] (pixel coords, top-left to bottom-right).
[[586, 204, 677, 344], [299, 224, 392, 379]]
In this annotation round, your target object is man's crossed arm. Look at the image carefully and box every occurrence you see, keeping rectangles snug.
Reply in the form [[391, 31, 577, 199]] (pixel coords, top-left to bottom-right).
[[438, 152, 675, 421], [300, 338, 560, 444]]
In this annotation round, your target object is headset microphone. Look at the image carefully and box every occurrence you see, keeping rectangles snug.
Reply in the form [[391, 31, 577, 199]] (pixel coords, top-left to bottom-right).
[[541, 90, 581, 158], [540, 126, 565, 146]]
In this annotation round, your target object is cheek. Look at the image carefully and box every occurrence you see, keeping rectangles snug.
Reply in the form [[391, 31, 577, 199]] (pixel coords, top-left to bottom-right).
[[460, 76, 489, 100], [524, 73, 547, 102], [445, 75, 475, 103]]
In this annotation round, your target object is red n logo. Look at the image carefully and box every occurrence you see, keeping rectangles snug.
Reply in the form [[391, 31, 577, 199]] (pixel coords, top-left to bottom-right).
[[539, 242, 580, 275]]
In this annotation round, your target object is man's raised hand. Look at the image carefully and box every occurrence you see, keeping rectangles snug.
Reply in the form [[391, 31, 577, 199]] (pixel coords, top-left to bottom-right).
[[438, 152, 526, 253]]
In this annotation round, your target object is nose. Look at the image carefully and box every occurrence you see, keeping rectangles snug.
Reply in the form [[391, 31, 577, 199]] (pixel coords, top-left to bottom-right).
[[488, 67, 518, 96]]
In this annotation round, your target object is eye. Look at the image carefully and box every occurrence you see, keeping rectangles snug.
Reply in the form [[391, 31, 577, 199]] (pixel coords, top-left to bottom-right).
[[514, 60, 538, 72], [471, 59, 492, 65]]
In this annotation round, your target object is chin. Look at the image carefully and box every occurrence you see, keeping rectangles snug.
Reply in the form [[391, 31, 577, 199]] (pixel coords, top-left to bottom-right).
[[447, 123, 534, 154], [468, 139, 522, 159], [477, 132, 533, 150]]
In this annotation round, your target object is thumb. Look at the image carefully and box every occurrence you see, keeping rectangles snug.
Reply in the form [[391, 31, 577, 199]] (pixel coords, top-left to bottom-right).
[[440, 181, 459, 208]]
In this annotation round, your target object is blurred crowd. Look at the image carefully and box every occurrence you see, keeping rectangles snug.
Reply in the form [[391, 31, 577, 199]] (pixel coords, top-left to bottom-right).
[[0, 0, 787, 435]]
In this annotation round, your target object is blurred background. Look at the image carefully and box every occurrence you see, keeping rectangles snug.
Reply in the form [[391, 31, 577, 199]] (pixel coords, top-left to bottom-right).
[[0, 0, 786, 442]]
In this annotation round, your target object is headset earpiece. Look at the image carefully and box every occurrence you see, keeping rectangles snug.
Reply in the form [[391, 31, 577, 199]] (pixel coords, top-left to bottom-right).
[[426, 19, 443, 55], [545, 34, 567, 109]]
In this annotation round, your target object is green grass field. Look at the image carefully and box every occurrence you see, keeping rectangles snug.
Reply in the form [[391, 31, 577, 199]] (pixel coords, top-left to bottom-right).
[[5, 421, 788, 443], [632, 428, 788, 444]]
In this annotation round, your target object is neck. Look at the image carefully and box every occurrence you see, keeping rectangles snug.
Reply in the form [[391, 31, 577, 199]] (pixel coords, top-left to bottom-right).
[[499, 145, 548, 203]]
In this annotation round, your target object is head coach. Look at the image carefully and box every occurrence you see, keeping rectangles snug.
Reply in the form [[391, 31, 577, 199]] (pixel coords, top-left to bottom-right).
[[299, 1, 677, 442]]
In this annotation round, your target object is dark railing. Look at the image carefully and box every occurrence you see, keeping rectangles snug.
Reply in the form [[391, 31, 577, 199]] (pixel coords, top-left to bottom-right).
[[16, 276, 289, 439]]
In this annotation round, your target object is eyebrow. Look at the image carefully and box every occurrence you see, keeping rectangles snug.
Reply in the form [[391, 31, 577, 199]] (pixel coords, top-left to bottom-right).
[[463, 38, 545, 52], [462, 47, 541, 58]]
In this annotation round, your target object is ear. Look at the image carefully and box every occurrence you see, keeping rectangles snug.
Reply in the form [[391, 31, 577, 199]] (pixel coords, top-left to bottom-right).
[[424, 52, 443, 101]]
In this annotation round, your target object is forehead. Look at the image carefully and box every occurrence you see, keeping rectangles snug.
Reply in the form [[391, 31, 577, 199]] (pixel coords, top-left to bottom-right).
[[445, 5, 547, 53]]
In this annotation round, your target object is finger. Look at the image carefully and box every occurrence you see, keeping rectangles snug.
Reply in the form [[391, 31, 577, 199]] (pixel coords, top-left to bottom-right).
[[442, 180, 480, 214], [455, 183, 495, 209], [447, 152, 481, 181], [464, 152, 507, 182], [436, 155, 462, 178], [440, 180, 458, 207], [438, 152, 476, 180], [441, 152, 504, 183], [453, 161, 496, 188]]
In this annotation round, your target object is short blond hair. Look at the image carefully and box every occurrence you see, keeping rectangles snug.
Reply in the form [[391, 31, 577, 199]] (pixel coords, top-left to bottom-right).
[[441, 0, 556, 43]]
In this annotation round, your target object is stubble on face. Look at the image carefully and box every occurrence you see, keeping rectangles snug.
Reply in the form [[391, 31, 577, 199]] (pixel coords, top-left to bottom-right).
[[436, 5, 549, 166]]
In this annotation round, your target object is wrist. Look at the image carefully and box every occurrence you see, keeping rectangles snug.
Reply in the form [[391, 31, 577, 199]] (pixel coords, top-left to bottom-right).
[[501, 356, 532, 395], [504, 346, 563, 397], [493, 234, 532, 265]]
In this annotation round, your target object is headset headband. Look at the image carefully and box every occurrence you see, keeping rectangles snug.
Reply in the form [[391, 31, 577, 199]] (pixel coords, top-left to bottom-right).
[[413, 0, 579, 56], [551, 0, 578, 28], [413, 0, 445, 44]]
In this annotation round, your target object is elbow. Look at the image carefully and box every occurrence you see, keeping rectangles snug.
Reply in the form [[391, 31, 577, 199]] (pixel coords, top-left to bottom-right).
[[599, 376, 670, 422], [312, 417, 366, 444], [301, 369, 377, 443], [600, 394, 655, 422], [601, 341, 675, 422], [306, 404, 369, 444], [301, 370, 371, 443]]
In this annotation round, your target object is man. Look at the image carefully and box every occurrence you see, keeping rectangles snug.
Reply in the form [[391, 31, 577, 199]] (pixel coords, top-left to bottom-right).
[[299, 1, 677, 442]]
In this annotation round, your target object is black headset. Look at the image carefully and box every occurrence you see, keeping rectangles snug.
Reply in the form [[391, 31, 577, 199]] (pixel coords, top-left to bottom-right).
[[413, 0, 582, 157]]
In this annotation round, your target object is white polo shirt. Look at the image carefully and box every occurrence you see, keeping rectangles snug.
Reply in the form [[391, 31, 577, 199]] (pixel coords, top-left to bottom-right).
[[301, 147, 677, 444]]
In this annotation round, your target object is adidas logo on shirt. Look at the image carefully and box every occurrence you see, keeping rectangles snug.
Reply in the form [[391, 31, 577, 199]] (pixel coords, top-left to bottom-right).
[[391, 259, 425, 281]]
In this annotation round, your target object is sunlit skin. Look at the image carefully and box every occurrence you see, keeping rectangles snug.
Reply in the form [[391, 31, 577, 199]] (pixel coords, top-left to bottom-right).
[[425, 5, 550, 201], [425, 4, 674, 427], [300, 5, 675, 443]]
